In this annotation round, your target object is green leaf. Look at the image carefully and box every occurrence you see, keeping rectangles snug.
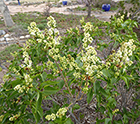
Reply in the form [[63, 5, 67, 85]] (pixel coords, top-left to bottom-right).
[[31, 73, 40, 79], [111, 78, 118, 84], [102, 69, 111, 78], [7, 91, 18, 100], [40, 80, 59, 89], [94, 81, 101, 94], [63, 89, 69, 94], [22, 119, 30, 124], [21, 105, 27, 113], [58, 80, 65, 89], [99, 46, 105, 51], [46, 74, 57, 79], [36, 92, 42, 110], [113, 41, 119, 47], [68, 78, 76, 87], [87, 88, 93, 104], [100, 106, 105, 113], [34, 92, 43, 122], [100, 87, 108, 97], [66, 71, 74, 77], [64, 118, 74, 124], [97, 95, 101, 106], [134, 22, 138, 28], [123, 114, 128, 124], [105, 118, 111, 124], [41, 72, 47, 82], [32, 105, 43, 123], [11, 79, 22, 87], [2, 113, 10, 124], [75, 56, 83, 67], [121, 76, 129, 88], [124, 75, 134, 80], [48, 122, 55, 124], [73, 104, 80, 110], [42, 86, 60, 95]]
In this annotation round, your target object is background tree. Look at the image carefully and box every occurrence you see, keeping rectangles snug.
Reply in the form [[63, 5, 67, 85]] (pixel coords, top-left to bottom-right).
[[0, 0, 14, 27], [86, 0, 93, 17], [78, 0, 93, 17]]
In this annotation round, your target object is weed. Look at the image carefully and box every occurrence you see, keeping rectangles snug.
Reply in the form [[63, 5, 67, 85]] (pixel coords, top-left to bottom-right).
[[0, 44, 19, 61]]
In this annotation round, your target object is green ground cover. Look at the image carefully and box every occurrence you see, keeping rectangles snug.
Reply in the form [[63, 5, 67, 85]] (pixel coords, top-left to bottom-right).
[[10, 12, 101, 30], [0, 44, 19, 62]]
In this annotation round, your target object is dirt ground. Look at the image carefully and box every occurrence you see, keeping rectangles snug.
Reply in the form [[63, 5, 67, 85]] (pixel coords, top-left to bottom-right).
[[1, 2, 116, 20]]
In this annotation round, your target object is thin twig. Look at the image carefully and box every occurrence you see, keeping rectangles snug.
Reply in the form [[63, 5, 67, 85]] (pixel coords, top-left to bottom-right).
[[54, 59, 73, 98], [67, 110, 81, 124]]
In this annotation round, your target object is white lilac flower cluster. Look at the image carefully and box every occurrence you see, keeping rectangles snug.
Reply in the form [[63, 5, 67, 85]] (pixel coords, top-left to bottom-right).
[[12, 67, 20, 76], [83, 22, 93, 32], [66, 54, 81, 78], [82, 82, 89, 93], [81, 21, 93, 49], [14, 84, 24, 93], [80, 19, 103, 78], [116, 15, 124, 27], [22, 51, 32, 69], [82, 32, 93, 48], [45, 113, 56, 121], [80, 46, 102, 77], [106, 39, 136, 77], [45, 108, 67, 121], [44, 16, 60, 51], [14, 74, 33, 93], [24, 74, 33, 85], [112, 109, 119, 114], [47, 16, 56, 28], [45, 16, 81, 77], [28, 22, 45, 43], [28, 22, 40, 36], [9, 113, 21, 121]]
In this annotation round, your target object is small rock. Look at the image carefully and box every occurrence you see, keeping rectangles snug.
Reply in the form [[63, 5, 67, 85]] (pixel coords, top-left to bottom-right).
[[0, 65, 7, 70], [20, 36, 25, 39], [4, 34, 10, 38], [6, 38, 14, 41], [66, 8, 73, 12], [25, 35, 30, 38], [0, 37, 5, 42], [0, 30, 6, 36]]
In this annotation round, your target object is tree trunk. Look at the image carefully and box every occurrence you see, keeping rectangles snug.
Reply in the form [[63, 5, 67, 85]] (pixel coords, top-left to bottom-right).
[[0, 0, 14, 27], [87, 0, 92, 17], [87, 4, 91, 17]]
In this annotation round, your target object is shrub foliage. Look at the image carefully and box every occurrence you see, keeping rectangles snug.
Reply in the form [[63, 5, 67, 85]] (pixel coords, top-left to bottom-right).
[[0, 15, 140, 124]]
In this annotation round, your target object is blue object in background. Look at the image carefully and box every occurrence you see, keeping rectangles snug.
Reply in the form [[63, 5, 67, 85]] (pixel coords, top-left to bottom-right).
[[18, 0, 21, 5], [102, 4, 111, 11], [62, 1, 67, 5]]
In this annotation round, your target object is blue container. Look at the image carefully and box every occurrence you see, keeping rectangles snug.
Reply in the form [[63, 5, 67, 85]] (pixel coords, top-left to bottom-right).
[[18, 0, 21, 5], [102, 4, 111, 11], [62, 1, 67, 5]]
